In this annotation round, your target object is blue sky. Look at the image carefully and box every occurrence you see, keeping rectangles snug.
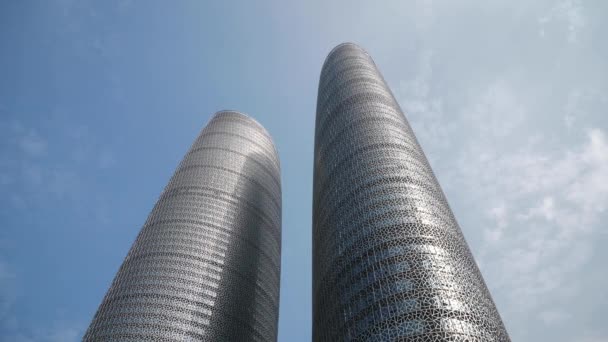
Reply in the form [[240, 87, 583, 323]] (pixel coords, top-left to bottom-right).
[[1, 1, 607, 341]]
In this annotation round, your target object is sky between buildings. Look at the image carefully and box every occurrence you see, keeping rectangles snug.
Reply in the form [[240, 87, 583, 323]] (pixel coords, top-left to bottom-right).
[[0, 1, 607, 341]]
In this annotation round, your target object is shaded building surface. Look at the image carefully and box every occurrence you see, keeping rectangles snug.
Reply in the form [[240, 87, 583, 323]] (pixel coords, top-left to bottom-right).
[[312, 43, 510, 341], [85, 111, 281, 341]]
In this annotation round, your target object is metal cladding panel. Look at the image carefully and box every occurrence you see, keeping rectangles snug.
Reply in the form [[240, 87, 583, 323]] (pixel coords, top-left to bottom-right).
[[85, 111, 281, 342], [313, 43, 510, 341]]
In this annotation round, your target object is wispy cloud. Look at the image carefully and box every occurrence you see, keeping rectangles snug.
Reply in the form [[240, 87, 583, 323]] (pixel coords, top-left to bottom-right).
[[0, 118, 117, 208], [539, 309, 571, 325], [1, 317, 84, 342], [47, 324, 81, 342], [19, 130, 48, 158], [538, 0, 586, 42], [97, 149, 116, 169], [398, 50, 455, 164], [0, 259, 17, 323], [473, 128, 607, 312], [0, 109, 122, 339], [578, 335, 608, 342], [0, 248, 84, 341], [398, 35, 607, 338]]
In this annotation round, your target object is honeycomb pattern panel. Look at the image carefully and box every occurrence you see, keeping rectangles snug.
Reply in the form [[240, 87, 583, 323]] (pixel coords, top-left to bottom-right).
[[313, 43, 510, 342], [85, 111, 281, 342]]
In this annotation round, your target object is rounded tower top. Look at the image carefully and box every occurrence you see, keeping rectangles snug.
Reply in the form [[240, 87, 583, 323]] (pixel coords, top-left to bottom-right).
[[210, 110, 281, 171], [321, 42, 370, 71]]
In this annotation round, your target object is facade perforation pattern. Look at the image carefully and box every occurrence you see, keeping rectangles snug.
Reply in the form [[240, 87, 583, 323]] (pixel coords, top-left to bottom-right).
[[313, 43, 510, 341], [85, 111, 281, 341]]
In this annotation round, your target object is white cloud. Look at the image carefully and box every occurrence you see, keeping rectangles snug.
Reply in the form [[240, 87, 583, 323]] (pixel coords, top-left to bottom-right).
[[564, 113, 575, 129], [48, 326, 81, 342], [563, 88, 606, 132], [22, 164, 43, 186], [400, 58, 607, 339], [19, 130, 47, 157], [577, 335, 608, 342], [398, 50, 456, 163], [0, 256, 84, 341], [538, 0, 586, 42], [485, 204, 508, 243], [0, 173, 13, 186], [567, 129, 608, 214], [98, 149, 116, 169], [0, 119, 116, 207], [539, 309, 571, 325], [471, 128, 607, 303], [1, 319, 84, 342], [520, 196, 556, 221], [462, 81, 527, 139], [413, 0, 435, 33], [0, 260, 17, 321]]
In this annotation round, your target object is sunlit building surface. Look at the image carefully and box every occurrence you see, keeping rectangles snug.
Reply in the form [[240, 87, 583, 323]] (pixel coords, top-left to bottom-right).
[[85, 111, 281, 341], [312, 43, 510, 341]]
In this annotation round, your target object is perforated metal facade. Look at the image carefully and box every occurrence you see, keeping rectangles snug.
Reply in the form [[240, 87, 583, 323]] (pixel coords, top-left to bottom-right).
[[313, 43, 510, 341], [85, 111, 281, 341]]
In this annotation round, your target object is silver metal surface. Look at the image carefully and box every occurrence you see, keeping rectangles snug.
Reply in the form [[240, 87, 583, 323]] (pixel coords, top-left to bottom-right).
[[313, 43, 510, 341], [85, 111, 281, 341]]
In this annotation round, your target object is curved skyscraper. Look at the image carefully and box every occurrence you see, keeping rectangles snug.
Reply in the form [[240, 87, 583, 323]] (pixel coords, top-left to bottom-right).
[[85, 111, 281, 341], [313, 43, 509, 341]]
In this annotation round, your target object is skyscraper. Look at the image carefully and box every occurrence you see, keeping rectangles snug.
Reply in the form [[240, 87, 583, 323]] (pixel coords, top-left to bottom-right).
[[85, 111, 281, 341], [313, 43, 510, 341]]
